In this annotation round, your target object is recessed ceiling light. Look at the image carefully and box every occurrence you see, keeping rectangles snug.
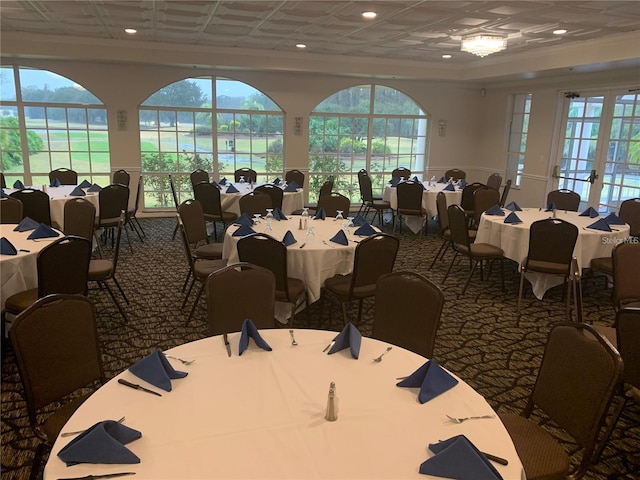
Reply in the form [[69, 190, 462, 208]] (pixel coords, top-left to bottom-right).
[[124, 28, 137, 34], [553, 29, 567, 35], [442, 54, 452, 59], [362, 11, 377, 19], [296, 43, 307, 49]]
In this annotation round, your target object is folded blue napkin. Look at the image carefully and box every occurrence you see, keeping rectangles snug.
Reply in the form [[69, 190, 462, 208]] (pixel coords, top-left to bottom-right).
[[389, 177, 400, 187], [587, 218, 612, 232], [128, 349, 187, 392], [232, 224, 256, 237], [397, 360, 458, 404], [314, 207, 326, 220], [420, 435, 503, 480], [273, 178, 281, 185], [49, 178, 61, 187], [78, 179, 92, 188], [485, 204, 505, 216], [219, 177, 228, 185], [13, 216, 40, 232], [272, 207, 287, 220], [330, 229, 349, 245], [0, 237, 17, 255], [233, 212, 255, 226], [88, 183, 102, 192], [13, 180, 24, 189], [579, 206, 599, 218], [504, 212, 522, 224], [284, 181, 300, 192], [352, 215, 368, 227], [239, 318, 272, 355], [282, 230, 297, 246], [211, 180, 221, 190], [354, 223, 376, 237], [226, 184, 240, 193], [27, 223, 60, 240], [443, 183, 455, 192], [459, 179, 468, 188], [327, 323, 361, 359], [604, 212, 625, 225], [57, 420, 141, 466], [504, 201, 522, 212], [437, 177, 446, 183], [69, 186, 86, 196], [545, 201, 556, 212]]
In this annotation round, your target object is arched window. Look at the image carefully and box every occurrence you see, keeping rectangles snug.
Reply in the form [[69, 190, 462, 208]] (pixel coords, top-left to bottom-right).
[[139, 77, 283, 209], [309, 85, 428, 202], [0, 65, 110, 186]]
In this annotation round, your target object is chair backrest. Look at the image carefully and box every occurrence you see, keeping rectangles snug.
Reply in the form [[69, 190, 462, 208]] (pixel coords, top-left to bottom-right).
[[486, 173, 502, 191], [176, 213, 197, 276], [435, 191, 449, 232], [318, 177, 334, 198], [190, 169, 209, 189], [391, 167, 412, 179], [619, 197, 640, 237], [9, 188, 52, 225], [254, 184, 283, 210], [349, 233, 399, 290], [358, 170, 375, 203], [205, 262, 276, 336], [234, 168, 257, 183], [612, 242, 640, 308], [237, 233, 290, 299], [445, 168, 466, 181], [239, 192, 271, 217], [193, 181, 223, 217], [49, 168, 77, 185], [473, 187, 501, 222], [110, 211, 126, 274], [447, 204, 471, 249], [10, 294, 105, 427], [178, 199, 209, 246], [317, 192, 350, 217], [0, 171, 6, 188], [616, 307, 640, 390], [527, 218, 578, 269], [571, 257, 583, 323], [460, 182, 486, 211], [527, 322, 622, 469], [112, 169, 130, 187], [98, 184, 129, 221], [499, 179, 512, 207], [1, 196, 23, 224], [547, 189, 580, 211], [131, 175, 143, 214], [396, 181, 424, 212], [373, 271, 444, 358], [285, 169, 305, 188], [37, 235, 92, 298], [169, 174, 180, 210], [63, 198, 96, 240]]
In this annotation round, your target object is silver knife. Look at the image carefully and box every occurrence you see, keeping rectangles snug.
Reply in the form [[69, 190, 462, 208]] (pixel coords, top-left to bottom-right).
[[57, 472, 136, 480], [223, 333, 232, 357], [117, 378, 161, 397], [322, 336, 338, 353], [299, 243, 306, 248]]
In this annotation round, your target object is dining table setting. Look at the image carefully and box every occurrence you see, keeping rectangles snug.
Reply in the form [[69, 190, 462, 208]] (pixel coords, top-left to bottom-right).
[[216, 178, 304, 216], [44, 326, 525, 480]]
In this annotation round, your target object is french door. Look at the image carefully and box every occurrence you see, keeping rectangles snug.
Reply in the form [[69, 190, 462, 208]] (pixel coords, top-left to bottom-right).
[[555, 90, 640, 212]]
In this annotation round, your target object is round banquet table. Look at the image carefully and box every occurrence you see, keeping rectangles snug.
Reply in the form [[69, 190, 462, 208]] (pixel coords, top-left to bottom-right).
[[0, 224, 62, 309], [220, 182, 304, 216], [44, 330, 525, 480], [475, 208, 631, 299]]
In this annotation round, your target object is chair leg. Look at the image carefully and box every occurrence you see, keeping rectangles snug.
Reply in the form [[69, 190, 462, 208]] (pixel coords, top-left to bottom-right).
[[461, 260, 478, 294], [442, 251, 459, 284], [340, 301, 348, 325], [500, 258, 505, 292], [357, 298, 364, 323], [93, 231, 104, 258], [111, 276, 129, 304], [133, 216, 146, 237], [123, 224, 134, 254], [517, 269, 526, 313], [30, 442, 46, 480], [99, 280, 128, 322], [186, 283, 205, 326], [172, 221, 179, 240], [182, 278, 196, 309]]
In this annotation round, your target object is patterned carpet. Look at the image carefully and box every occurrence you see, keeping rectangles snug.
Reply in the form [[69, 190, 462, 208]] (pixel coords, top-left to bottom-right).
[[1, 216, 639, 479]]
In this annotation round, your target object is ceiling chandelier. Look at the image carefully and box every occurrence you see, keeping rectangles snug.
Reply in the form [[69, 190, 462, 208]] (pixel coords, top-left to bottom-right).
[[461, 34, 507, 57]]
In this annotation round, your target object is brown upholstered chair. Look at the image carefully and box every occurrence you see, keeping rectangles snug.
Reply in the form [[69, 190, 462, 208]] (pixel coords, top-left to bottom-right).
[[322, 233, 399, 324], [237, 233, 308, 326], [10, 294, 105, 477], [0, 171, 6, 188], [112, 169, 130, 187], [429, 192, 452, 268], [443, 204, 504, 294], [373, 271, 444, 358], [617, 307, 640, 400], [472, 187, 501, 229], [460, 182, 486, 219], [95, 183, 132, 255], [391, 167, 411, 179], [317, 192, 351, 218], [619, 197, 640, 238], [9, 188, 52, 225], [254, 183, 284, 210], [357, 169, 389, 226], [63, 198, 96, 240], [486, 173, 502, 191], [444, 168, 466, 181], [49, 168, 77, 185], [499, 178, 512, 207], [517, 218, 578, 316], [1, 196, 23, 224], [239, 191, 272, 217], [125, 175, 145, 242], [499, 322, 623, 480], [178, 199, 223, 260], [234, 168, 257, 183], [190, 169, 209, 190], [612, 242, 640, 309], [205, 262, 276, 336], [547, 189, 580, 211], [285, 169, 305, 188], [392, 180, 426, 235], [193, 181, 238, 241]]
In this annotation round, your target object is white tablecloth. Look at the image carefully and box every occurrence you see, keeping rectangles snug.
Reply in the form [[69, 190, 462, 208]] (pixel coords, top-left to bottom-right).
[[383, 182, 463, 234], [0, 224, 62, 309], [475, 208, 631, 298], [44, 330, 525, 480], [220, 183, 304, 216]]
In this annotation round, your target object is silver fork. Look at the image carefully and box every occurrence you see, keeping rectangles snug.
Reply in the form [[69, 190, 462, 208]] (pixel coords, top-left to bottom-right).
[[289, 329, 298, 346], [446, 414, 495, 424], [61, 416, 125, 437], [167, 355, 195, 365], [373, 346, 392, 362]]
